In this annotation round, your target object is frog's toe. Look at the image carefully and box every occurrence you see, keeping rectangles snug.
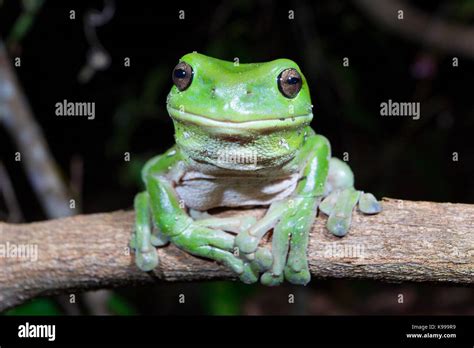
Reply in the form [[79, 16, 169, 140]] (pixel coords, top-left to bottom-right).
[[260, 272, 284, 286], [284, 266, 310, 286], [326, 188, 360, 237], [135, 248, 159, 272], [253, 247, 273, 272], [240, 216, 258, 232], [319, 190, 340, 216], [235, 230, 259, 254], [358, 192, 382, 214], [327, 213, 351, 237], [239, 263, 259, 284], [236, 247, 272, 284], [150, 228, 170, 247], [287, 253, 305, 273], [200, 245, 245, 274]]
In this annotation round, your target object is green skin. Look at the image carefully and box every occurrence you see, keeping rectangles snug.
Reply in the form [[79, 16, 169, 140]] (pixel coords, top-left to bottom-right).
[[131, 53, 381, 285]]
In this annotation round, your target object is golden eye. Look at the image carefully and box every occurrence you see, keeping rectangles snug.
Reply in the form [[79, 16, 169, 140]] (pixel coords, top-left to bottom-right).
[[172, 61, 193, 91], [277, 68, 302, 98]]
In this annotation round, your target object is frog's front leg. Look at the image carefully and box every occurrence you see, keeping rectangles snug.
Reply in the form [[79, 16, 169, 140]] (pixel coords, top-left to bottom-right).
[[264, 134, 330, 285], [132, 147, 262, 281], [132, 191, 159, 270], [235, 133, 330, 286]]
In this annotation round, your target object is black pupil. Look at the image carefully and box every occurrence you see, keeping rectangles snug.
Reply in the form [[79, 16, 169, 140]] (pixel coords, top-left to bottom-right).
[[174, 69, 186, 79], [287, 76, 299, 85]]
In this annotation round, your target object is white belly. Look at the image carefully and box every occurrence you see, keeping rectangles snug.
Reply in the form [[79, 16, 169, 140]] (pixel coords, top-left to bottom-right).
[[175, 165, 299, 211]]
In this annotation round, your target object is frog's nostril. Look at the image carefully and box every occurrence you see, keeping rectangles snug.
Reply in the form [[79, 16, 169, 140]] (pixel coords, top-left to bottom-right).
[[246, 90, 252, 95]]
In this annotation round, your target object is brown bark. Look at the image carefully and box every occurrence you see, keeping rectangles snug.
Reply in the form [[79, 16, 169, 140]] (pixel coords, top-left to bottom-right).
[[0, 198, 472, 311]]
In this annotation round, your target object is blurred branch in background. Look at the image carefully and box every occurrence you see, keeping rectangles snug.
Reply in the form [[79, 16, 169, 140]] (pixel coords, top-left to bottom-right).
[[1, 0, 118, 315], [354, 0, 474, 60], [0, 40, 73, 219], [0, 161, 23, 222], [78, 0, 115, 83], [0, 198, 472, 312]]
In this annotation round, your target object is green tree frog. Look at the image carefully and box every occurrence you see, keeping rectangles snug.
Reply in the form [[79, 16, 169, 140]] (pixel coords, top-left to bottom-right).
[[130, 53, 381, 286]]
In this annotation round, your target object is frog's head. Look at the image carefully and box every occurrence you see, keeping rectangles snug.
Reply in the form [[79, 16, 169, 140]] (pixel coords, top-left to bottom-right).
[[166, 52, 313, 170]]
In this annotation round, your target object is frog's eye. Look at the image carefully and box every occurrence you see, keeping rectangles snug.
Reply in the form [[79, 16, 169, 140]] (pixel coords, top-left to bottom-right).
[[277, 68, 302, 99], [172, 62, 193, 91]]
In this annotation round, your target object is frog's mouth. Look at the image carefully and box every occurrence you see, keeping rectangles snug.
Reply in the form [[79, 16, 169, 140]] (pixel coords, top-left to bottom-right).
[[167, 106, 312, 133]]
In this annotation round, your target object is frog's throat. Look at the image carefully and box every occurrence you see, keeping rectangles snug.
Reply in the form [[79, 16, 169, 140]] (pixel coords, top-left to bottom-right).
[[167, 106, 312, 133], [170, 117, 311, 170]]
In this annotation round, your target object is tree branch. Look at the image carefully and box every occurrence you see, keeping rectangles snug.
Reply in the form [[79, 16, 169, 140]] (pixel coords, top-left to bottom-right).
[[354, 0, 474, 60], [0, 198, 472, 311], [0, 41, 73, 219]]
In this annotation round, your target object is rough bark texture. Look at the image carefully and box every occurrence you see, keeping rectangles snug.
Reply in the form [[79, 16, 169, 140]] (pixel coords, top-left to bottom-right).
[[0, 198, 472, 311]]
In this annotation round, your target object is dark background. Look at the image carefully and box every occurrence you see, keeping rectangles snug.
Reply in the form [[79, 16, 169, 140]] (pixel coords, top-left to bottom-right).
[[0, 0, 473, 315]]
